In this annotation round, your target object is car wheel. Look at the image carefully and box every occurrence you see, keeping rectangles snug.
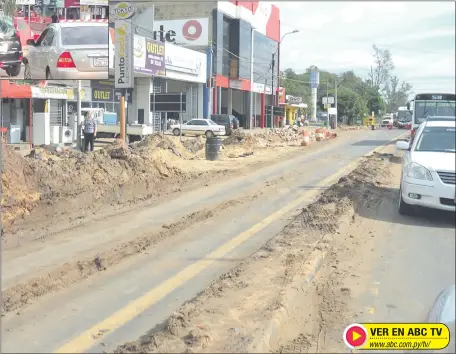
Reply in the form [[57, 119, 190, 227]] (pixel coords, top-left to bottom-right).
[[172, 128, 180, 136], [205, 130, 214, 138], [398, 186, 413, 215], [23, 62, 32, 79], [6, 64, 21, 77]]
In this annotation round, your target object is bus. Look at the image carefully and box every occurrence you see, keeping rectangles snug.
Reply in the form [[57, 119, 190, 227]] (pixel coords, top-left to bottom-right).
[[408, 93, 456, 133]]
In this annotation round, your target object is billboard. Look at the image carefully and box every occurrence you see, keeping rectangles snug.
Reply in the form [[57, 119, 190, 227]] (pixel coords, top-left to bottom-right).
[[133, 35, 166, 76], [135, 13, 210, 47]]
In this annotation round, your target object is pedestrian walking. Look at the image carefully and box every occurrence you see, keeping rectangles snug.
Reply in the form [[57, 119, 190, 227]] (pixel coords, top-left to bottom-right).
[[83, 111, 97, 152], [51, 11, 59, 23]]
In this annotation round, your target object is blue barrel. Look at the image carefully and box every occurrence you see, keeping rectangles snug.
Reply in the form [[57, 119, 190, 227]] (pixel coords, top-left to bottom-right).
[[205, 137, 222, 161]]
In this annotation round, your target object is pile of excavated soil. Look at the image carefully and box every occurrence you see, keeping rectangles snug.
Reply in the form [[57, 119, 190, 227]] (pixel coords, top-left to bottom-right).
[[1, 134, 210, 232], [1, 140, 40, 226], [224, 127, 310, 148], [114, 153, 395, 354]]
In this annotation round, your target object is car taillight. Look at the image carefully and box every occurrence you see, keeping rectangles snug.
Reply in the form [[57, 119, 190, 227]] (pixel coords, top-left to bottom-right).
[[57, 51, 76, 68]]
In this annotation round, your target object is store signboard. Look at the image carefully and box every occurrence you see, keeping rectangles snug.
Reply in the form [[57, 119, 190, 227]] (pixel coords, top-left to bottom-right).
[[252, 82, 272, 94], [133, 35, 166, 76], [114, 18, 134, 88], [165, 42, 205, 83]]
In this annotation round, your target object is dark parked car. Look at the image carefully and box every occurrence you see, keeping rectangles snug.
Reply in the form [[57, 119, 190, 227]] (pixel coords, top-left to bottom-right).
[[0, 16, 22, 77], [210, 114, 238, 135]]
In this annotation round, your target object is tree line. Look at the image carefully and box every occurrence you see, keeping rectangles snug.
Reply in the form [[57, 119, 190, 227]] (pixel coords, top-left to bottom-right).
[[281, 45, 413, 124]]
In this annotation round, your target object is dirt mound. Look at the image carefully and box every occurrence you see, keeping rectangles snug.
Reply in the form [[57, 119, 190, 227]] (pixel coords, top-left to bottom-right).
[[1, 142, 40, 226], [224, 128, 307, 148], [113, 153, 396, 354], [181, 136, 205, 154], [1, 134, 197, 231]]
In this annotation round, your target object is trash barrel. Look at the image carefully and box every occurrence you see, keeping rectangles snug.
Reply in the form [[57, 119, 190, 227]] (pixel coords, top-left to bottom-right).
[[205, 137, 223, 161]]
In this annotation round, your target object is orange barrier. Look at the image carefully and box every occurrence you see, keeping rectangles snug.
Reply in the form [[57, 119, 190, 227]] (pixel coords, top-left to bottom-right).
[[301, 131, 311, 146]]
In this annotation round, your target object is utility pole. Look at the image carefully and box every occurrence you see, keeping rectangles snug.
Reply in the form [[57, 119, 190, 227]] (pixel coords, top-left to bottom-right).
[[326, 79, 329, 129], [271, 53, 275, 129], [249, 28, 255, 130], [77, 80, 82, 150], [334, 80, 338, 130]]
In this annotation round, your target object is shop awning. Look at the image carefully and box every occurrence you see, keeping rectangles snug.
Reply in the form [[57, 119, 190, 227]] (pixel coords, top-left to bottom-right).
[[0, 81, 32, 99]]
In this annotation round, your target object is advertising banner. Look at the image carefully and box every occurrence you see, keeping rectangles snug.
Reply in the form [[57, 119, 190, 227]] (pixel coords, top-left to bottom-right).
[[133, 35, 166, 76], [114, 20, 134, 88], [135, 14, 209, 47]]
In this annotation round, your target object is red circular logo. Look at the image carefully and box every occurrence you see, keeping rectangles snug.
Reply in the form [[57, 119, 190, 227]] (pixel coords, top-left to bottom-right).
[[182, 20, 202, 41], [343, 323, 368, 349]]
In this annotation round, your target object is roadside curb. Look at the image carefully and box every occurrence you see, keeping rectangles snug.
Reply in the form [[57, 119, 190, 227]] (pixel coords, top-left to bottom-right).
[[246, 135, 405, 353]]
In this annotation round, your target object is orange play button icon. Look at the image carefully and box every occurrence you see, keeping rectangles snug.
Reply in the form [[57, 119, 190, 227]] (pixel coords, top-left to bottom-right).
[[344, 324, 368, 348]]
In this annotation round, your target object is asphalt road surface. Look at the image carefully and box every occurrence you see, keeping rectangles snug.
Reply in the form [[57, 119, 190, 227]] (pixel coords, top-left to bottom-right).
[[2, 129, 422, 353], [0, 64, 25, 79]]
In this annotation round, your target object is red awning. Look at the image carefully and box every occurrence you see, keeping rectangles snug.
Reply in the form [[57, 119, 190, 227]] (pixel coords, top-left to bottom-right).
[[64, 0, 81, 7], [0, 81, 33, 99]]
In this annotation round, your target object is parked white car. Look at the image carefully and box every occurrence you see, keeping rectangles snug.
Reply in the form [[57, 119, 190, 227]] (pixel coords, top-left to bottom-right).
[[171, 119, 226, 137], [396, 120, 455, 214]]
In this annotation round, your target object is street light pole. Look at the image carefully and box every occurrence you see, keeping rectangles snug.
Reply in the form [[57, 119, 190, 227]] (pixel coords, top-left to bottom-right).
[[249, 27, 255, 130], [334, 80, 338, 130]]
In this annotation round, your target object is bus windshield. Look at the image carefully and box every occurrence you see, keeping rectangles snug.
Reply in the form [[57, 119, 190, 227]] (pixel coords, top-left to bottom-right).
[[414, 100, 455, 124], [397, 110, 412, 122]]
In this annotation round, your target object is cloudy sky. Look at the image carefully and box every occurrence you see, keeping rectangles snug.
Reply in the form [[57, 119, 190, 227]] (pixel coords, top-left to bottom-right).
[[275, 1, 455, 95]]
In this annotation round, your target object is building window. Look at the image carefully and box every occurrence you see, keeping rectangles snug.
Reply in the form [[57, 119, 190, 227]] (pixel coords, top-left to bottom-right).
[[253, 32, 278, 87], [222, 18, 231, 77]]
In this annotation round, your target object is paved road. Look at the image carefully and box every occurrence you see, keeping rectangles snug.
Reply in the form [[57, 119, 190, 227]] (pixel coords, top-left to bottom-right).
[[270, 150, 455, 353], [355, 203, 455, 325], [2, 129, 403, 353], [0, 64, 25, 79]]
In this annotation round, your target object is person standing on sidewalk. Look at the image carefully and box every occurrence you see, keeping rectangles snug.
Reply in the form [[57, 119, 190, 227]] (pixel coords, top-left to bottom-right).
[[83, 111, 97, 152]]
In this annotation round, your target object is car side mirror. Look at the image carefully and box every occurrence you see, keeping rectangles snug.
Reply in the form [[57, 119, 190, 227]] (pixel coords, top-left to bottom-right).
[[26, 39, 36, 46], [396, 140, 410, 151]]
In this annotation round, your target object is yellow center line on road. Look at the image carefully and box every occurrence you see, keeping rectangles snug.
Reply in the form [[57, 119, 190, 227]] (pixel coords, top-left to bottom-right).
[[54, 139, 399, 353]]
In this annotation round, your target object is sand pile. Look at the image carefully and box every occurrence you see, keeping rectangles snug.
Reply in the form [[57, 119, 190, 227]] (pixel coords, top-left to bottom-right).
[[1, 134, 198, 229], [224, 127, 306, 148], [1, 141, 40, 226]]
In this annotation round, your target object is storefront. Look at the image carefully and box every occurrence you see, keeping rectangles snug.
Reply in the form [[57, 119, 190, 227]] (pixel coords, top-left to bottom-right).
[[164, 42, 206, 121], [0, 80, 89, 143], [212, 1, 280, 128], [66, 80, 131, 123], [128, 38, 206, 132], [284, 95, 307, 126], [79, 0, 108, 19]]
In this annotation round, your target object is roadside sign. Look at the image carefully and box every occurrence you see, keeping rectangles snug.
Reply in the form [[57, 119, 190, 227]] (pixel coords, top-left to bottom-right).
[[322, 96, 335, 105], [150, 92, 187, 112], [15, 0, 35, 4], [266, 105, 285, 116], [111, 2, 136, 20]]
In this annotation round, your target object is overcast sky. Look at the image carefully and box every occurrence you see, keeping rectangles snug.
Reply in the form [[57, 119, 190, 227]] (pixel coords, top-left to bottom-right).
[[274, 1, 455, 95]]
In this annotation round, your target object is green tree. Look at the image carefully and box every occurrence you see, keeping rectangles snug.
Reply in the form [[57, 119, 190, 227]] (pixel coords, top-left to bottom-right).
[[368, 44, 394, 91], [0, 0, 17, 17], [384, 75, 413, 113], [336, 87, 368, 124]]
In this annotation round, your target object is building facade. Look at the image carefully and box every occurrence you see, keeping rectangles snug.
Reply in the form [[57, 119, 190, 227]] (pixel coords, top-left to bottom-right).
[[146, 0, 281, 128]]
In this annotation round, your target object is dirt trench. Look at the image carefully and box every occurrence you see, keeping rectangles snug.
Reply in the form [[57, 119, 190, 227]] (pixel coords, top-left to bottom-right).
[[113, 151, 397, 353]]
